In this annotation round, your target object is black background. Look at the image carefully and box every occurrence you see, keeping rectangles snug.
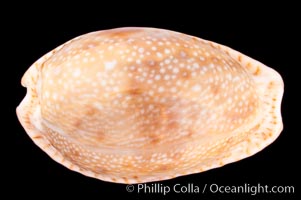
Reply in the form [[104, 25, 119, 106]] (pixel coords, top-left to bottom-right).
[[11, 4, 298, 200]]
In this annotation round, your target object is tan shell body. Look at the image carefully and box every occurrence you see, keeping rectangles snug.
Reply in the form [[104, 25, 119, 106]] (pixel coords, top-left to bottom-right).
[[17, 27, 283, 183]]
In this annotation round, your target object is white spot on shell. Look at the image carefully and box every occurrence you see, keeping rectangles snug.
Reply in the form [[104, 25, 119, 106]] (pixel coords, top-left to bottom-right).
[[180, 51, 186, 57], [151, 46, 157, 51], [73, 69, 81, 77], [155, 75, 161, 80], [164, 49, 171, 54], [172, 68, 179, 74], [192, 85, 201, 91], [138, 48, 144, 53], [158, 87, 164, 92], [104, 60, 117, 71]]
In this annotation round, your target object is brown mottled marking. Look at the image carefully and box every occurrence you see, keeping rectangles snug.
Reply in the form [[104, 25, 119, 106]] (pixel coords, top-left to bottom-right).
[[85, 106, 98, 116], [210, 83, 220, 95], [123, 88, 144, 96], [72, 118, 82, 129], [96, 167, 109, 174], [94, 129, 106, 143], [254, 66, 261, 75], [246, 148, 251, 155], [246, 62, 252, 70], [106, 28, 145, 39], [150, 135, 162, 145], [122, 177, 129, 183], [224, 50, 230, 56], [209, 42, 215, 48], [262, 133, 268, 140], [71, 149, 80, 157], [33, 135, 42, 139], [156, 164, 173, 172], [41, 143, 52, 149]]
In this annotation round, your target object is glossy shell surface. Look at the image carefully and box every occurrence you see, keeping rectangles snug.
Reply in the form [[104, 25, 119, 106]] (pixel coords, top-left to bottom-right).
[[17, 27, 284, 183]]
